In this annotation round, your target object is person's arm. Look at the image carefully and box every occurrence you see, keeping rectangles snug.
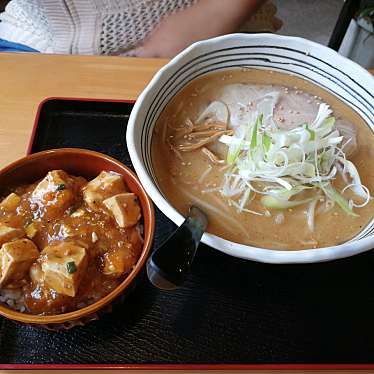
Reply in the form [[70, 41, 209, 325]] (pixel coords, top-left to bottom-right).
[[132, 0, 265, 58]]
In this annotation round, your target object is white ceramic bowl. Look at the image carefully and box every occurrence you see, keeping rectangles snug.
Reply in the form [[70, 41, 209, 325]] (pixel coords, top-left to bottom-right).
[[127, 33, 374, 264]]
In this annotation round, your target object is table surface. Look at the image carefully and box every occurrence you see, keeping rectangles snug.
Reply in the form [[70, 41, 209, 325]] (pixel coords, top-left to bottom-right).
[[0, 52, 373, 374], [0, 52, 167, 168]]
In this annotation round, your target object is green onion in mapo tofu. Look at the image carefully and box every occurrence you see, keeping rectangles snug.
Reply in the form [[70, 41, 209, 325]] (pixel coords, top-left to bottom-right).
[[66, 261, 77, 274], [56, 183, 66, 191]]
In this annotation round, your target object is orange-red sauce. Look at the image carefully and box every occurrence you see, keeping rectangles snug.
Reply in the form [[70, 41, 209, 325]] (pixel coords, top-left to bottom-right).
[[0, 172, 142, 315]]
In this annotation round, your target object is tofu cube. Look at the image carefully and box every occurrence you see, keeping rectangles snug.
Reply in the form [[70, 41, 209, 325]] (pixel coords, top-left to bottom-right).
[[0, 239, 39, 287], [25, 222, 38, 239], [31, 170, 75, 217], [0, 193, 21, 211], [83, 171, 126, 211], [103, 193, 141, 228], [0, 224, 24, 246], [32, 170, 70, 201], [41, 242, 88, 297], [102, 248, 137, 276]]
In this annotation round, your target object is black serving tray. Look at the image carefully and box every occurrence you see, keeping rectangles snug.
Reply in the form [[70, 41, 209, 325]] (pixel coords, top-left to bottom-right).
[[1, 98, 374, 367]]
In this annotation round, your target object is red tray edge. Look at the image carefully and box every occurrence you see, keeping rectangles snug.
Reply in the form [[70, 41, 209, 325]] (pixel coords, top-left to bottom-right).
[[16, 97, 373, 371], [2, 364, 374, 370]]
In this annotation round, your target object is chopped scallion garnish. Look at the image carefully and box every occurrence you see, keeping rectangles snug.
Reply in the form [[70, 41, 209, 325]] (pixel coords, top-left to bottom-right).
[[56, 183, 66, 191], [217, 100, 370, 225], [66, 261, 77, 274]]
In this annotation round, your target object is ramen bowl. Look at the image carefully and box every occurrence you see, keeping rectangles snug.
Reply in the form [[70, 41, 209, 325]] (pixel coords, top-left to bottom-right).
[[127, 33, 374, 264], [0, 148, 155, 328]]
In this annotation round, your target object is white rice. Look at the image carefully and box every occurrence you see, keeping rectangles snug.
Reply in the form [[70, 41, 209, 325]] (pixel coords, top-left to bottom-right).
[[0, 288, 26, 312]]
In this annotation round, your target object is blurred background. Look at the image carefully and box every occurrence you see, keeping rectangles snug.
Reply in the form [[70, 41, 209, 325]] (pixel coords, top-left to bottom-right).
[[0, 0, 373, 67], [273, 0, 342, 44]]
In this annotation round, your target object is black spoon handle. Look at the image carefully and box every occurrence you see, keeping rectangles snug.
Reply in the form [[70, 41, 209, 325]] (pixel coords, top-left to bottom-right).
[[146, 206, 208, 290]]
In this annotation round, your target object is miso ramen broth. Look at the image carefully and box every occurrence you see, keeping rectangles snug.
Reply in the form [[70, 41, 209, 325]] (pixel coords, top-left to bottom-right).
[[151, 69, 374, 250]]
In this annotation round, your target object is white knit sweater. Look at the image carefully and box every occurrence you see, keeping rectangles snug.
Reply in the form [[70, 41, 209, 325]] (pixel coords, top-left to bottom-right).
[[0, 0, 197, 54]]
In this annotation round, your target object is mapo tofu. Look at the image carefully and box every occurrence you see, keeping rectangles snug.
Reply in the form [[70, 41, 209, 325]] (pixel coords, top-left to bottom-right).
[[0, 170, 143, 315]]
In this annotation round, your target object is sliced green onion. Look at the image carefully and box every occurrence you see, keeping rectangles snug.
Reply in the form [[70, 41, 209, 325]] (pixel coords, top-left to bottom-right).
[[227, 143, 242, 165], [322, 116, 335, 128], [56, 183, 66, 191], [66, 261, 77, 274], [263, 132, 271, 152], [268, 185, 310, 200], [227, 129, 248, 165], [261, 195, 314, 209], [339, 158, 367, 198], [311, 103, 332, 129], [250, 113, 263, 152], [303, 123, 315, 141], [215, 98, 370, 221], [319, 182, 359, 217]]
